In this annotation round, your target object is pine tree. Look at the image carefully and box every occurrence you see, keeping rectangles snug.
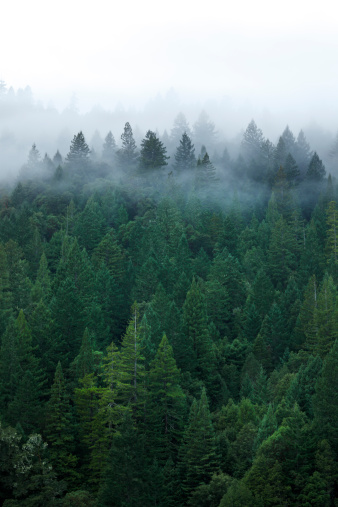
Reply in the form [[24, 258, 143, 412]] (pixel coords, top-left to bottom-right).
[[193, 110, 217, 151], [241, 119, 264, 164], [139, 130, 169, 172], [313, 275, 337, 357], [0, 311, 44, 421], [74, 196, 106, 254], [147, 334, 186, 463], [170, 112, 192, 146], [98, 410, 148, 506], [253, 404, 278, 453], [325, 200, 338, 265], [117, 121, 138, 172], [195, 152, 217, 189], [313, 339, 338, 453], [306, 152, 326, 181], [66, 131, 90, 165], [102, 131, 116, 164], [182, 278, 215, 380], [117, 305, 146, 416], [0, 242, 12, 335], [72, 327, 95, 381], [179, 388, 219, 500], [174, 131, 196, 172], [268, 216, 297, 289], [44, 362, 78, 485]]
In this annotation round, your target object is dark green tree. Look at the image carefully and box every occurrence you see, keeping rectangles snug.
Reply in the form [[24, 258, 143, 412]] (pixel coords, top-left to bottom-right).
[[179, 388, 219, 500], [66, 131, 90, 165], [174, 131, 196, 172], [44, 361, 78, 486], [147, 334, 186, 463], [139, 130, 169, 172]]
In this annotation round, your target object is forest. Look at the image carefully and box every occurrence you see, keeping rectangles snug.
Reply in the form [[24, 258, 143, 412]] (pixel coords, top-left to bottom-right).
[[0, 108, 338, 506]]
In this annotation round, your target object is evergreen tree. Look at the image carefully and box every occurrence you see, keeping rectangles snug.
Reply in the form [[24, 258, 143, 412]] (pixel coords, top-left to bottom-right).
[[242, 120, 264, 158], [74, 196, 106, 254], [179, 388, 219, 500], [313, 339, 338, 453], [193, 111, 217, 151], [313, 275, 337, 357], [170, 112, 192, 146], [66, 131, 90, 165], [195, 152, 217, 189], [147, 334, 186, 463], [102, 131, 116, 164], [98, 410, 148, 506], [117, 121, 138, 172], [182, 278, 215, 380], [44, 362, 78, 486], [295, 129, 312, 178], [139, 130, 169, 172], [174, 131, 196, 172], [325, 200, 338, 266], [306, 152, 326, 181]]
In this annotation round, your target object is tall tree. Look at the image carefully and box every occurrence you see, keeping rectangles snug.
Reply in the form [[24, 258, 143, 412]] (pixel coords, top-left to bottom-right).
[[117, 122, 138, 172], [66, 131, 90, 165], [179, 388, 219, 500], [313, 339, 338, 453], [44, 362, 78, 485], [170, 112, 192, 147], [174, 131, 196, 172], [102, 131, 116, 164], [147, 334, 186, 463], [139, 130, 169, 172]]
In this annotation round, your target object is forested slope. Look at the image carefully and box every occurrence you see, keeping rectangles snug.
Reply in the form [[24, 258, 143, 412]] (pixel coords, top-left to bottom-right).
[[0, 122, 338, 506]]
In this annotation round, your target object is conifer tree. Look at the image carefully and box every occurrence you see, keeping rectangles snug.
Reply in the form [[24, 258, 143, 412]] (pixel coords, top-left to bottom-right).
[[174, 131, 196, 172], [98, 410, 148, 506], [74, 196, 106, 254], [313, 339, 338, 453], [325, 200, 338, 265], [170, 112, 192, 146], [182, 278, 215, 379], [139, 130, 169, 172], [117, 121, 138, 172], [147, 334, 186, 463], [179, 388, 219, 500], [306, 152, 326, 181], [72, 327, 95, 381], [313, 275, 337, 357], [117, 305, 146, 416], [195, 152, 217, 189], [102, 131, 116, 164], [66, 131, 90, 165], [44, 362, 78, 485]]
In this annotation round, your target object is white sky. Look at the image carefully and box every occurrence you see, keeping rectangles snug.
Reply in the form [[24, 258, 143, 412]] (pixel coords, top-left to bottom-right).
[[1, 0, 338, 124]]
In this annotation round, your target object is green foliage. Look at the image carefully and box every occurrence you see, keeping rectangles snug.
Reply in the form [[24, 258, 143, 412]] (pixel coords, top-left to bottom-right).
[[1, 117, 338, 504], [179, 388, 219, 500], [66, 131, 90, 165], [139, 130, 169, 172]]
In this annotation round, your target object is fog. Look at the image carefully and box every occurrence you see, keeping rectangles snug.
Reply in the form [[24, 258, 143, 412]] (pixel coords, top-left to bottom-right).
[[1, 0, 338, 180]]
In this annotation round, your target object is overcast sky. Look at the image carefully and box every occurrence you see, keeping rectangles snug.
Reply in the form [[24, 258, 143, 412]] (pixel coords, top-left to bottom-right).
[[1, 0, 338, 129]]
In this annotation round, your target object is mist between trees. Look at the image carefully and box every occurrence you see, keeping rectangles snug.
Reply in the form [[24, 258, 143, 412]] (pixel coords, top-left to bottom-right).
[[1, 84, 338, 506]]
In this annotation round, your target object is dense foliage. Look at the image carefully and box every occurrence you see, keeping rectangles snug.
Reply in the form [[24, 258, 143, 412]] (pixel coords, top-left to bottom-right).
[[0, 119, 338, 506]]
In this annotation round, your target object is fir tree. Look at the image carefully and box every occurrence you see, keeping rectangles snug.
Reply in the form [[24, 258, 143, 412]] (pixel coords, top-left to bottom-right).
[[44, 362, 78, 486], [66, 131, 90, 165], [174, 131, 196, 172], [139, 130, 169, 172], [179, 388, 219, 500]]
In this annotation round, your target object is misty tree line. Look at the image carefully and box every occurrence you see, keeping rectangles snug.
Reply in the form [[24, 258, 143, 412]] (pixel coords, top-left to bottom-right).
[[1, 108, 338, 506], [21, 114, 329, 193]]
